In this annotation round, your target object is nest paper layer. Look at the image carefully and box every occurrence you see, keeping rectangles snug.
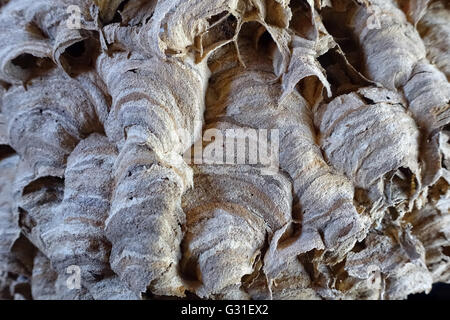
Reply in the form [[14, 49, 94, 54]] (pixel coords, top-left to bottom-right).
[[0, 0, 449, 300]]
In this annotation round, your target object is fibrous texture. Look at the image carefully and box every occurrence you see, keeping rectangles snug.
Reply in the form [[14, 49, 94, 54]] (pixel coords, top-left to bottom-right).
[[0, 0, 448, 300]]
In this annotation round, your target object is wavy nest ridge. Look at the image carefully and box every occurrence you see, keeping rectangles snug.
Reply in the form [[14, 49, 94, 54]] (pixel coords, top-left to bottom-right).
[[0, 0, 449, 300]]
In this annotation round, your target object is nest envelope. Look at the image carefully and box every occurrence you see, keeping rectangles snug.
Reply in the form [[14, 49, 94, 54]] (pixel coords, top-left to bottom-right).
[[0, 0, 449, 300]]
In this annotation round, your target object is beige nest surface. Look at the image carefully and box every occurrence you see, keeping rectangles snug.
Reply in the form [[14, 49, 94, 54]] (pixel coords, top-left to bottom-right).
[[0, 0, 449, 300]]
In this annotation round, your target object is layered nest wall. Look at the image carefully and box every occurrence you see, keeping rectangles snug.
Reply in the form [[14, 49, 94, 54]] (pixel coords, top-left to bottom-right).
[[0, 0, 449, 300]]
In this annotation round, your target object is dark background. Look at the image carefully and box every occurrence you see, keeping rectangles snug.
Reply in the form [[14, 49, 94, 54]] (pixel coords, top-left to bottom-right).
[[408, 283, 450, 300]]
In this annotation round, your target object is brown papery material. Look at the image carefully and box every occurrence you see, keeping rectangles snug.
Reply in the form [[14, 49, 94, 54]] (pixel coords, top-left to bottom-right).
[[0, 0, 448, 300]]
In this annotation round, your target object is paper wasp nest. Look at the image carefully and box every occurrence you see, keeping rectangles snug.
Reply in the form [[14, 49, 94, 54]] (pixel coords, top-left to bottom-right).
[[0, 0, 449, 300]]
